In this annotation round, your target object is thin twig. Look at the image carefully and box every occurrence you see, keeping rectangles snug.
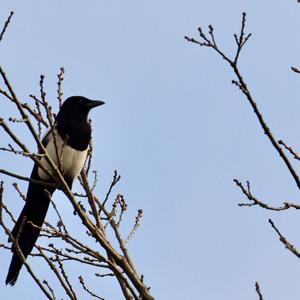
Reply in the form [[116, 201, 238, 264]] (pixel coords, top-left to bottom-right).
[[56, 255, 78, 300], [234, 179, 300, 210], [125, 209, 143, 244], [12, 182, 26, 201], [0, 11, 14, 43], [79, 276, 105, 300], [57, 67, 65, 108], [43, 280, 56, 300], [39, 75, 63, 173], [269, 219, 300, 258], [80, 170, 103, 231], [255, 282, 264, 300], [99, 170, 121, 214], [278, 139, 300, 161]]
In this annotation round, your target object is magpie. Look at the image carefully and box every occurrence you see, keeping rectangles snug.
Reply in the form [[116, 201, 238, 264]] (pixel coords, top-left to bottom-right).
[[5, 96, 104, 285]]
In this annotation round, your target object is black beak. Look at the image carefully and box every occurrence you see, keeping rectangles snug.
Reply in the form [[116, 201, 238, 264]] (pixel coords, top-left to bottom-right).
[[86, 100, 105, 109]]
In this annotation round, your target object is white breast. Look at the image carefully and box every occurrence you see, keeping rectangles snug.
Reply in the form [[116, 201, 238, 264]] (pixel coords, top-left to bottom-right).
[[38, 129, 87, 182]]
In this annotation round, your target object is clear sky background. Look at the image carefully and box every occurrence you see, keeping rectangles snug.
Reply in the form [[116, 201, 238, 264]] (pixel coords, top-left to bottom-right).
[[1, 1, 300, 299]]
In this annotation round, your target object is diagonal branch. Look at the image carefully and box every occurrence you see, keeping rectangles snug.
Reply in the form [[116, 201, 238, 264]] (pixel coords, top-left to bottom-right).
[[0, 11, 14, 43], [269, 219, 300, 258], [186, 12, 300, 192]]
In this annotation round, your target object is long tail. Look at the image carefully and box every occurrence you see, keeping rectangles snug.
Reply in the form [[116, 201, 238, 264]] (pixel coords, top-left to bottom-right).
[[6, 176, 54, 285]]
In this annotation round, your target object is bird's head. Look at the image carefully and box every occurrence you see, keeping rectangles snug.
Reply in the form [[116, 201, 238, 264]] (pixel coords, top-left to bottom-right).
[[61, 96, 105, 113], [57, 96, 105, 122]]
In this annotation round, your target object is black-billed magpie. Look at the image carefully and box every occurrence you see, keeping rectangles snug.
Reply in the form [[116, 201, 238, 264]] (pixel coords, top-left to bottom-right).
[[6, 96, 104, 285]]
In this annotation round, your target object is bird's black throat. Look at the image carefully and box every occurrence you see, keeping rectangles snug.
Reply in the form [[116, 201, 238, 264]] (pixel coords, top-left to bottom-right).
[[56, 114, 91, 151]]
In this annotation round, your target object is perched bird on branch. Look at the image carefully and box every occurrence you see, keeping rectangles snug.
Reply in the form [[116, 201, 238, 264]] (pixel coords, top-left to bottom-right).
[[6, 96, 105, 285]]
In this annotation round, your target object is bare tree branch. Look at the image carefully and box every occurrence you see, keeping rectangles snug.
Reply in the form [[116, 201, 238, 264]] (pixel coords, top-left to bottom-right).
[[186, 12, 300, 299], [185, 13, 300, 192], [57, 67, 64, 108], [234, 179, 300, 211], [79, 276, 105, 300], [269, 219, 300, 258], [255, 282, 264, 300], [0, 11, 13, 43]]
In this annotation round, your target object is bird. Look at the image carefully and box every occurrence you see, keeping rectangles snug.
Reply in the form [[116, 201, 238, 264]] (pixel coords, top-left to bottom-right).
[[5, 96, 105, 285]]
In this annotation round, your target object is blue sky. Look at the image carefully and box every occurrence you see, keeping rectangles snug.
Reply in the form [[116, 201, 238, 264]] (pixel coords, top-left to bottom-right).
[[1, 1, 300, 299]]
